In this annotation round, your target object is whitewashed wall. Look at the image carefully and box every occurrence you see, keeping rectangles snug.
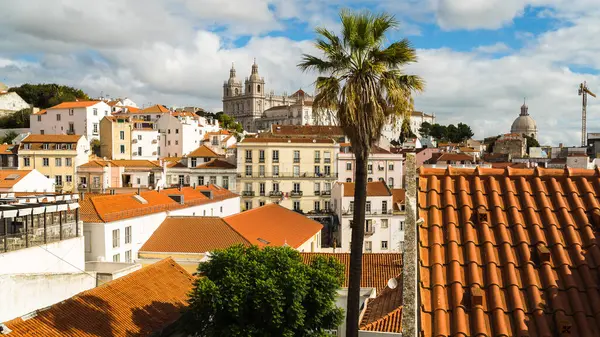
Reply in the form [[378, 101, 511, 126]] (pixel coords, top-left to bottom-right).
[[0, 236, 85, 274]]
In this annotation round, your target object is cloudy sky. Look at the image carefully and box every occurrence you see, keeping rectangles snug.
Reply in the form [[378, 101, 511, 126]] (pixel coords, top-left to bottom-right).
[[1, 0, 599, 145]]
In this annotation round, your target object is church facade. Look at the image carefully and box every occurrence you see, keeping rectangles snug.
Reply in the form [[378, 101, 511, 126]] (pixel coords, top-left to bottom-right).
[[222, 61, 334, 132]]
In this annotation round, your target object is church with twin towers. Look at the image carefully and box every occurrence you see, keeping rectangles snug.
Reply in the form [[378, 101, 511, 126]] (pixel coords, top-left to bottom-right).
[[222, 60, 336, 132]]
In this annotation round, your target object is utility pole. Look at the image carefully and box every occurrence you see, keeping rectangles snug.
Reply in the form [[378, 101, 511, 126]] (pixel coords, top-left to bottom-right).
[[579, 81, 596, 147]]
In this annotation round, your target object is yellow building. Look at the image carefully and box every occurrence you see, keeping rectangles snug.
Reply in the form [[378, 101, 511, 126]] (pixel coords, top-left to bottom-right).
[[100, 115, 132, 160], [18, 134, 90, 192], [236, 137, 339, 212]]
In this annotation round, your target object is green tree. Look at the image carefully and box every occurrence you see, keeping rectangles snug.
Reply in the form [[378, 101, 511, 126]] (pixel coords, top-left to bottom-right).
[[90, 139, 101, 157], [429, 123, 447, 140], [446, 124, 459, 143], [8, 83, 90, 109], [187, 245, 345, 336], [0, 108, 32, 128], [457, 122, 474, 141], [215, 111, 244, 133], [298, 9, 424, 336], [399, 118, 416, 143], [0, 131, 19, 144], [523, 134, 540, 154], [418, 121, 432, 138]]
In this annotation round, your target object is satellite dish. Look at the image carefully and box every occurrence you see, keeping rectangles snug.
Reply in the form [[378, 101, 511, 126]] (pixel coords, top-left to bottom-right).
[[387, 278, 398, 289]]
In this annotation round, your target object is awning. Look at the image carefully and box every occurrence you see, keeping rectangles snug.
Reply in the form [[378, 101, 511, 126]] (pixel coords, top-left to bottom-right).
[[45, 205, 57, 213], [18, 208, 32, 216], [2, 209, 18, 218], [57, 204, 68, 211], [45, 196, 56, 202], [68, 203, 80, 210], [32, 206, 46, 215], [64, 195, 72, 201], [72, 194, 80, 200], [55, 195, 64, 201]]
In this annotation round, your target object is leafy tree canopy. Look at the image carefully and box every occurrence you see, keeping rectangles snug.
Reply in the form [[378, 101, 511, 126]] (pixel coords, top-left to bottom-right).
[[522, 134, 540, 154], [187, 245, 345, 337], [0, 131, 19, 144], [398, 118, 416, 143], [0, 108, 32, 128], [213, 111, 244, 133], [9, 83, 90, 109], [422, 122, 474, 143]]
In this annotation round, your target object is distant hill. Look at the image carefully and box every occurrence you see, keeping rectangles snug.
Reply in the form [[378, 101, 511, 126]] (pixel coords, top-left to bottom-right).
[[9, 83, 90, 109]]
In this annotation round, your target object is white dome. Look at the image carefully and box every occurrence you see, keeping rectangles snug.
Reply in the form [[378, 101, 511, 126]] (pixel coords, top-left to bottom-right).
[[510, 103, 537, 139]]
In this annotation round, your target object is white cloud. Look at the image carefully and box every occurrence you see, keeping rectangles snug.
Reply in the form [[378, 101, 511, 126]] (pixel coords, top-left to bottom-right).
[[434, 0, 527, 30], [474, 42, 512, 54]]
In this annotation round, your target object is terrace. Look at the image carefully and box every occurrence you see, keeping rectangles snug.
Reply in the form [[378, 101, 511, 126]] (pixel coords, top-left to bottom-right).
[[0, 194, 81, 253]]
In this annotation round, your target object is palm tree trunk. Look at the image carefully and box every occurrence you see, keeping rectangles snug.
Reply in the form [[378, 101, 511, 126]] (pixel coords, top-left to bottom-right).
[[345, 152, 368, 337]]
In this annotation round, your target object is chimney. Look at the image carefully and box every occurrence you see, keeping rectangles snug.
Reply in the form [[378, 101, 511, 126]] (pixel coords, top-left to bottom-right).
[[536, 245, 551, 263], [470, 288, 484, 307], [137, 187, 141, 195]]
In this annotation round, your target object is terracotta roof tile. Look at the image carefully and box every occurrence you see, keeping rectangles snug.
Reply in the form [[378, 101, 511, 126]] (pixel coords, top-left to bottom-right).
[[360, 276, 402, 333], [21, 134, 82, 143], [47, 101, 101, 110], [300, 253, 402, 291], [435, 153, 474, 162], [32, 109, 47, 115], [187, 145, 219, 158], [342, 181, 392, 197], [240, 137, 335, 144], [225, 204, 323, 248], [0, 143, 18, 154], [140, 216, 250, 253], [418, 166, 600, 337], [0, 170, 30, 188], [4, 258, 193, 337], [140, 104, 170, 113], [108, 160, 161, 168], [392, 189, 405, 211], [196, 158, 236, 169], [270, 125, 344, 137]]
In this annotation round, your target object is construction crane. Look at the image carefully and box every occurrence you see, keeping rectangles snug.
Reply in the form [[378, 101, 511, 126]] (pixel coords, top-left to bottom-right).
[[579, 81, 596, 147]]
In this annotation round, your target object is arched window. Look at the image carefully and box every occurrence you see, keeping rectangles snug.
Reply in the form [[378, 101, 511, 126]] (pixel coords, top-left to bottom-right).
[[368, 178, 373, 182], [388, 177, 394, 187], [346, 178, 352, 182], [257, 85, 261, 93], [226, 88, 229, 96], [248, 85, 251, 92], [531, 133, 535, 138], [235, 88, 239, 95]]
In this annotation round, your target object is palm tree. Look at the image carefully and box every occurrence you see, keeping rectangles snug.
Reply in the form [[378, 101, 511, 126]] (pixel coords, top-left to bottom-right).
[[298, 9, 424, 337]]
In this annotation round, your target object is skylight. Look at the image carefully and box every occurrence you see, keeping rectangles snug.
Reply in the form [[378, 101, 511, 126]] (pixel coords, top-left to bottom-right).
[[133, 195, 148, 204], [5, 174, 20, 180]]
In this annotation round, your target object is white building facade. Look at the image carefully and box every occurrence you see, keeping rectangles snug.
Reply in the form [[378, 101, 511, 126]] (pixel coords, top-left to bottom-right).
[[331, 182, 405, 253], [381, 111, 435, 142], [337, 145, 404, 189], [156, 113, 204, 157], [0, 92, 31, 115], [132, 127, 160, 160], [30, 101, 111, 142]]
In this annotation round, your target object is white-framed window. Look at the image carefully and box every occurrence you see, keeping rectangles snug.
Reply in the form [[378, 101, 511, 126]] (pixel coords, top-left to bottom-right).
[[293, 201, 301, 211], [56, 114, 61, 121], [365, 241, 372, 252], [65, 158, 72, 166], [112, 229, 120, 248], [120, 145, 125, 154], [382, 201, 387, 214], [366, 201, 371, 213], [137, 135, 142, 140], [400, 221, 405, 231], [42, 158, 49, 166], [381, 241, 388, 250], [55, 158, 62, 167], [23, 157, 30, 167], [381, 219, 389, 228], [125, 226, 131, 244], [66, 175, 72, 183], [93, 123, 99, 134], [113, 254, 120, 262], [120, 131, 125, 140], [198, 176, 204, 185], [346, 162, 352, 170], [245, 201, 252, 210], [388, 177, 394, 187], [92, 108, 97, 116], [389, 163, 394, 171], [55, 175, 62, 186], [125, 250, 132, 263]]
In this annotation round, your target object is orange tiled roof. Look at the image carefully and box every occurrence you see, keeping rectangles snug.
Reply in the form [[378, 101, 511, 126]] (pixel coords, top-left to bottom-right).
[[436, 153, 474, 162], [4, 258, 193, 337], [360, 276, 403, 333], [342, 181, 392, 197], [0, 143, 18, 154], [225, 204, 323, 248], [21, 134, 82, 143], [392, 189, 405, 211], [47, 101, 101, 110], [270, 125, 344, 137], [187, 145, 219, 158], [300, 253, 402, 291], [240, 137, 335, 144], [140, 216, 250, 253], [78, 159, 161, 169], [140, 104, 169, 113], [32, 109, 47, 115], [0, 170, 30, 188], [196, 158, 236, 169], [418, 166, 600, 337]]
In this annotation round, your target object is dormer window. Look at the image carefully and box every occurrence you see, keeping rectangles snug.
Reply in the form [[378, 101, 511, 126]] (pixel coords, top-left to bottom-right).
[[42, 143, 49, 150], [191, 158, 197, 167]]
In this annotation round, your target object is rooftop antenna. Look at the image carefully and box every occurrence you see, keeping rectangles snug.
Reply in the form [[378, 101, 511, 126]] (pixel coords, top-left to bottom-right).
[[578, 81, 596, 147]]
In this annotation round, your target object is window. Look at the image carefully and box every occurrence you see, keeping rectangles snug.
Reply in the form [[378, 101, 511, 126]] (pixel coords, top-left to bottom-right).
[[245, 201, 252, 210], [175, 129, 179, 134], [138, 135, 142, 140], [294, 150, 300, 163], [368, 178, 373, 182], [382, 201, 388, 214], [168, 129, 171, 134], [65, 158, 72, 166], [40, 130, 44, 135], [324, 182, 331, 192], [245, 182, 252, 192], [389, 163, 394, 171], [293, 201, 301, 211], [324, 201, 331, 211], [272, 182, 280, 192], [365, 241, 372, 252], [349, 201, 354, 212], [178, 175, 185, 185], [381, 219, 389, 228], [55, 175, 63, 185], [211, 136, 218, 145], [113, 254, 120, 262], [136, 177, 141, 184], [245, 150, 252, 162], [293, 183, 300, 193], [314, 166, 321, 175], [245, 165, 252, 176], [258, 165, 265, 176], [293, 165, 300, 177], [314, 182, 320, 193], [259, 201, 265, 206], [66, 175, 72, 183], [324, 151, 331, 163], [198, 176, 204, 186], [37, 115, 41, 122], [346, 178, 352, 182], [368, 164, 373, 173], [381, 241, 388, 250], [314, 201, 321, 211], [120, 145, 125, 154], [222, 176, 229, 189], [43, 158, 49, 166], [92, 108, 97, 116], [259, 182, 266, 196], [175, 140, 178, 145], [210, 176, 217, 185], [55, 158, 62, 167], [120, 131, 125, 140], [125, 226, 131, 244], [112, 229, 120, 248], [23, 157, 30, 167], [366, 220, 373, 233], [259, 150, 265, 163], [168, 141, 171, 146], [68, 122, 74, 133], [42, 143, 49, 150], [272, 150, 279, 162], [125, 250, 132, 263], [366, 201, 372, 213], [56, 114, 61, 121], [324, 165, 331, 176], [388, 177, 394, 187], [314, 151, 320, 162], [346, 162, 352, 170], [400, 221, 405, 231], [273, 165, 279, 176], [93, 123, 99, 134]]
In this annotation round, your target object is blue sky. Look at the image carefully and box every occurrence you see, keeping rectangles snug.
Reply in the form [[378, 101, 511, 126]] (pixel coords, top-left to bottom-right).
[[0, 0, 599, 146]]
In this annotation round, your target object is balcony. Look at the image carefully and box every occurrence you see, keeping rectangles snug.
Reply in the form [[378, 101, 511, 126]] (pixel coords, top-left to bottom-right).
[[272, 158, 279, 163], [293, 158, 300, 163], [242, 191, 255, 197], [324, 158, 331, 164], [66, 130, 76, 135], [314, 158, 321, 163], [321, 190, 331, 196], [290, 191, 303, 197], [245, 158, 253, 163], [314, 191, 321, 196], [259, 191, 266, 196], [237, 172, 338, 179], [364, 228, 375, 236], [259, 158, 265, 163], [269, 191, 283, 197]]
